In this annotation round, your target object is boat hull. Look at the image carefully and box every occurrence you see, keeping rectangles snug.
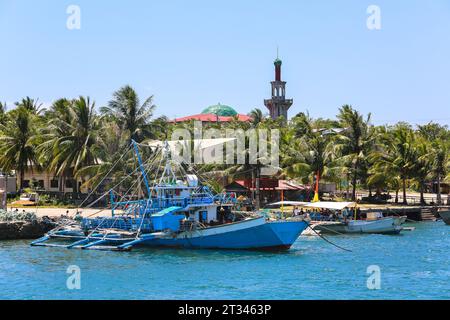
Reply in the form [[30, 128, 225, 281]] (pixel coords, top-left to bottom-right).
[[140, 217, 308, 250], [439, 210, 450, 225], [313, 217, 404, 235]]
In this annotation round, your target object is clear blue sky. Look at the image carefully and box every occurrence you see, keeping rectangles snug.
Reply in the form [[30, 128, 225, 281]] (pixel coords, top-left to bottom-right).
[[1, 0, 449, 125]]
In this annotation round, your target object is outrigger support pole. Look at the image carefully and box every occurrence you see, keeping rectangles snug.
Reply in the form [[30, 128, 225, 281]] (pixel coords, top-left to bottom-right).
[[131, 139, 152, 197], [110, 191, 115, 217]]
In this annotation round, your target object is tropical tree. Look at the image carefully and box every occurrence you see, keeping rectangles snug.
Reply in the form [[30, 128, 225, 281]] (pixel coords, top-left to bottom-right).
[[15, 97, 44, 115], [0, 102, 7, 126], [248, 108, 265, 127], [414, 140, 433, 205], [417, 122, 450, 205], [74, 120, 134, 191], [370, 124, 417, 204], [0, 106, 40, 190], [101, 85, 157, 144], [39, 97, 103, 192], [332, 105, 375, 200], [430, 141, 449, 205], [282, 113, 335, 190]]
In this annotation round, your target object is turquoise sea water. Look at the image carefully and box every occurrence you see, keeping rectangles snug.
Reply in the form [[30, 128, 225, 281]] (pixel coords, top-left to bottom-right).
[[0, 222, 449, 300]]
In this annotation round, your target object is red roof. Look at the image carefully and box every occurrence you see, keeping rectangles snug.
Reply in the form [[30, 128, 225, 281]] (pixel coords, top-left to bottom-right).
[[234, 180, 310, 191], [171, 113, 251, 123]]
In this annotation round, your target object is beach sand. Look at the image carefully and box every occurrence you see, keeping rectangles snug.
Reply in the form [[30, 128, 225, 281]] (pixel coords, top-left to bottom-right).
[[6, 207, 122, 219]]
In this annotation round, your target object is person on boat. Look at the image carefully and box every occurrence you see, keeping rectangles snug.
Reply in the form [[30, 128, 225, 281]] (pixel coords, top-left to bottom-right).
[[218, 207, 225, 224], [293, 207, 300, 216], [74, 211, 83, 222]]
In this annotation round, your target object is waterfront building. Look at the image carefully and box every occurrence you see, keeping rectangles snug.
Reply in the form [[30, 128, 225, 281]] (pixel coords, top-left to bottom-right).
[[18, 166, 87, 194], [225, 179, 311, 205]]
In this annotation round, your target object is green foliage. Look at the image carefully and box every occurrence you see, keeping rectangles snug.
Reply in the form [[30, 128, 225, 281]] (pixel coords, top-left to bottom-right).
[[1, 89, 449, 206]]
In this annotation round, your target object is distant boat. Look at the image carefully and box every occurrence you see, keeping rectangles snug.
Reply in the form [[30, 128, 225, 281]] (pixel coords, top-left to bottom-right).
[[305, 202, 405, 235], [312, 216, 405, 235], [439, 210, 450, 225]]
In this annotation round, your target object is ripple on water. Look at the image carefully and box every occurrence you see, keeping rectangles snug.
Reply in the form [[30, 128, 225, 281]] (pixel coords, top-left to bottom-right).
[[0, 223, 449, 299]]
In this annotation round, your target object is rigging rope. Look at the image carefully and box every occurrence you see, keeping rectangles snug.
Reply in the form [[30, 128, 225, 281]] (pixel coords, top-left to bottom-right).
[[305, 221, 352, 252], [77, 143, 133, 210]]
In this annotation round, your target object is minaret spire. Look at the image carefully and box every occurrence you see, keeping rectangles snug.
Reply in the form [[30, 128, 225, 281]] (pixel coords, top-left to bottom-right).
[[263, 54, 293, 121]]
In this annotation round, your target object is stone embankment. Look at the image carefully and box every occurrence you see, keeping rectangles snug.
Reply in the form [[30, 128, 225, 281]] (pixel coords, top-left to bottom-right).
[[0, 217, 58, 240]]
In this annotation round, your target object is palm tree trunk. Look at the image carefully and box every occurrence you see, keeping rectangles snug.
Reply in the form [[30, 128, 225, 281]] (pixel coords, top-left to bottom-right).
[[251, 168, 255, 203], [437, 173, 442, 205], [3, 174, 8, 210], [395, 189, 399, 204], [420, 180, 426, 205], [402, 178, 407, 205], [352, 170, 357, 201], [255, 167, 260, 210], [20, 170, 25, 192], [346, 172, 350, 200]]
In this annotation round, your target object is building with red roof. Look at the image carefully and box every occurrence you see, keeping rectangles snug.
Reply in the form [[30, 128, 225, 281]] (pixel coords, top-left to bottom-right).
[[172, 103, 251, 123]]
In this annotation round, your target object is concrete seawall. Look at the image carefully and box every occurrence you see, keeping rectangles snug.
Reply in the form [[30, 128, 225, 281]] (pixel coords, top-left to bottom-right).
[[360, 206, 450, 221]]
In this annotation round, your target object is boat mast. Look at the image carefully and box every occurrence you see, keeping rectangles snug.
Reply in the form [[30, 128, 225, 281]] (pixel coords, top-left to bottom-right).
[[131, 139, 151, 196], [159, 141, 177, 185]]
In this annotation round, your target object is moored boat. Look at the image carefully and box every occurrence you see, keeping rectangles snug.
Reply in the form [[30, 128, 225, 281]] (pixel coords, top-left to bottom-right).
[[312, 216, 404, 235], [31, 140, 308, 251], [304, 202, 406, 235]]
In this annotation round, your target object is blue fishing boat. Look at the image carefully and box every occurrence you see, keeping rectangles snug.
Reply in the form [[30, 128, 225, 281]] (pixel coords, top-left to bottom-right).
[[31, 140, 308, 251]]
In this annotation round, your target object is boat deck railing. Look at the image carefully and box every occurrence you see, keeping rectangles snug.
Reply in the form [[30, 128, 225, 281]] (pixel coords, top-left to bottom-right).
[[113, 195, 229, 213], [82, 217, 153, 232]]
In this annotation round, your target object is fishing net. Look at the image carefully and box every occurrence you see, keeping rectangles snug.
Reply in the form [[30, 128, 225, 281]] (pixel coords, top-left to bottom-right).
[[0, 210, 37, 222]]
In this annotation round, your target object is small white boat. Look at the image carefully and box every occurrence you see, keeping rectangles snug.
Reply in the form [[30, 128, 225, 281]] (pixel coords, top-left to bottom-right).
[[304, 202, 406, 235], [312, 216, 404, 235]]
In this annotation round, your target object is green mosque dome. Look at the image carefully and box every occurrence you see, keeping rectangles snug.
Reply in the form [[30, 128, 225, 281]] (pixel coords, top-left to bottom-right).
[[274, 58, 282, 66], [201, 103, 238, 117]]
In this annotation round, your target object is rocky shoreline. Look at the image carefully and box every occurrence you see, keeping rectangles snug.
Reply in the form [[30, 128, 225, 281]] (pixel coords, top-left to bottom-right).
[[0, 217, 58, 240]]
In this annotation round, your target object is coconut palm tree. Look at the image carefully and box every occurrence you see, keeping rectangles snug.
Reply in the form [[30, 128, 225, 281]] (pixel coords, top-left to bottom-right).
[[248, 108, 265, 127], [0, 106, 40, 190], [41, 97, 103, 192], [283, 117, 334, 184], [370, 124, 417, 204], [0, 102, 7, 126], [430, 141, 449, 205], [15, 97, 44, 115], [36, 98, 74, 191], [101, 85, 156, 143], [332, 105, 375, 201], [414, 140, 433, 205], [74, 120, 134, 192], [417, 122, 450, 205]]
